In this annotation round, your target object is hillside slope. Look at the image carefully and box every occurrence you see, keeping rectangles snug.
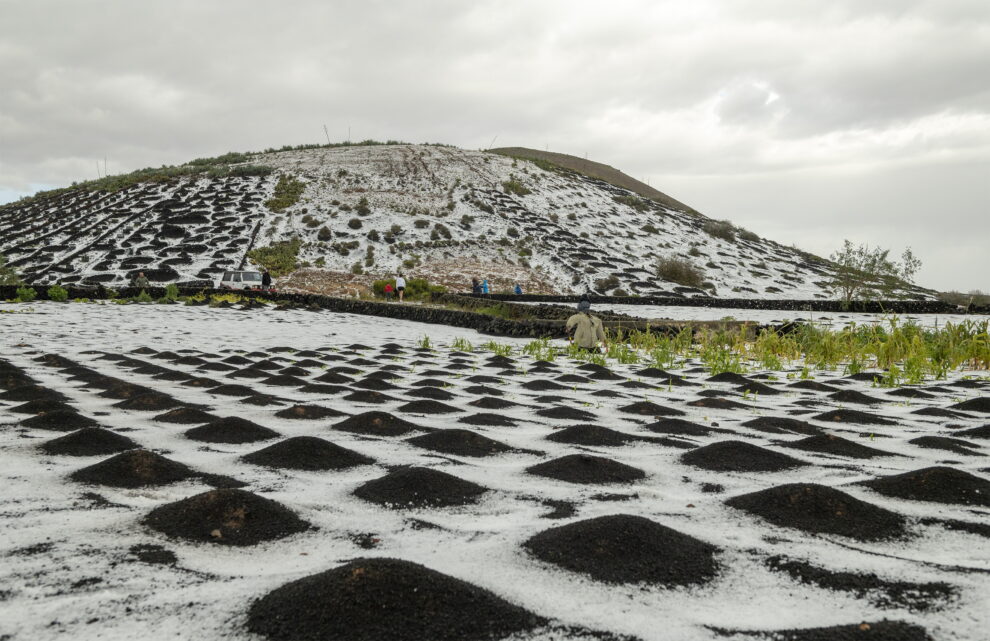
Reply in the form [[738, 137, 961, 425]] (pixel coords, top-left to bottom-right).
[[0, 144, 934, 300]]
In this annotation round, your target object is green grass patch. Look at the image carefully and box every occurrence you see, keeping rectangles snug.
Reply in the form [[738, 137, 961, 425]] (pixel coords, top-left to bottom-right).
[[247, 237, 302, 277], [265, 174, 306, 213]]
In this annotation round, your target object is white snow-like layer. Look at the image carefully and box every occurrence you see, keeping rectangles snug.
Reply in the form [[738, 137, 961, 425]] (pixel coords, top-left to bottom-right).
[[0, 302, 988, 641]]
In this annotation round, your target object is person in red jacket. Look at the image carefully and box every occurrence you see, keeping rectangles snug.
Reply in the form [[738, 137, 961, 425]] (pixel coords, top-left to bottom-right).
[[383, 282, 394, 302]]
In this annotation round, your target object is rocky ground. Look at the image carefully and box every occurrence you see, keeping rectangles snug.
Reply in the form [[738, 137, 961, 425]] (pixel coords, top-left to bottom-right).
[[0, 302, 987, 640]]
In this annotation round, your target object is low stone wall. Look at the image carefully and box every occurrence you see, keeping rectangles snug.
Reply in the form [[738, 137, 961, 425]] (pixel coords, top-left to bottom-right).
[[461, 293, 964, 314]]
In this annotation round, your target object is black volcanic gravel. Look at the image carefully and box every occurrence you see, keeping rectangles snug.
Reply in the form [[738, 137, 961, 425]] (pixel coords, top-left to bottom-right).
[[21, 410, 97, 431], [687, 397, 751, 410], [242, 436, 374, 471], [813, 409, 896, 425], [113, 392, 182, 411], [521, 379, 570, 391], [781, 435, 894, 459], [618, 401, 685, 417], [274, 404, 348, 420], [185, 417, 280, 443], [527, 454, 645, 485], [343, 391, 399, 404], [765, 555, 955, 612], [642, 418, 718, 437], [468, 396, 519, 410], [742, 417, 822, 436], [860, 467, 990, 506], [153, 407, 220, 424], [956, 424, 990, 439], [354, 467, 487, 508], [524, 514, 719, 586], [535, 406, 596, 421], [41, 428, 138, 456], [404, 387, 458, 401], [209, 384, 259, 397], [351, 377, 400, 391], [397, 400, 463, 414], [144, 488, 309, 546], [546, 424, 636, 446], [314, 372, 354, 384], [718, 620, 933, 641], [457, 413, 518, 427], [886, 387, 935, 399], [726, 483, 906, 541], [246, 558, 544, 641], [2, 384, 68, 403], [828, 390, 885, 405], [682, 441, 808, 472], [9, 398, 76, 414], [735, 381, 783, 396], [70, 449, 196, 487], [909, 436, 981, 456], [331, 411, 427, 436], [406, 429, 514, 457], [707, 372, 753, 385], [951, 397, 990, 413], [788, 380, 841, 392]]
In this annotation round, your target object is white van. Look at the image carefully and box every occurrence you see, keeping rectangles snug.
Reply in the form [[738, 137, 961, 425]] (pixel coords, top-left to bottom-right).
[[216, 270, 266, 290]]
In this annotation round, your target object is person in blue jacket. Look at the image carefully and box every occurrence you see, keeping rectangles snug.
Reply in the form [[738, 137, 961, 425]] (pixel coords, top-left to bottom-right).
[[481, 278, 489, 294], [514, 283, 523, 295]]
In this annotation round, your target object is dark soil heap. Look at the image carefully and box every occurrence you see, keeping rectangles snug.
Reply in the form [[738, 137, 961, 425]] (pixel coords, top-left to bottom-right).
[[113, 392, 182, 411], [41, 428, 138, 456], [828, 390, 885, 405], [70, 449, 196, 487], [1, 384, 67, 403], [859, 467, 990, 507], [185, 417, 280, 444], [725, 484, 906, 541], [242, 436, 374, 471], [209, 384, 259, 397], [9, 398, 76, 414], [687, 397, 751, 410], [707, 372, 753, 385], [535, 406, 596, 421], [908, 436, 981, 456], [716, 620, 932, 641], [331, 411, 428, 436], [788, 380, 841, 392], [546, 424, 636, 446], [681, 441, 808, 472], [951, 397, 990, 413], [956, 424, 990, 439], [765, 555, 956, 612], [468, 396, 519, 410], [643, 418, 717, 437], [274, 404, 348, 420], [524, 514, 719, 585], [354, 467, 487, 508], [742, 416, 822, 436], [154, 407, 220, 424], [521, 379, 569, 391], [812, 409, 896, 425], [143, 488, 309, 546], [527, 454, 645, 485], [406, 429, 514, 457], [396, 400, 463, 414], [457, 413, 518, 427], [781, 434, 894, 459], [246, 558, 544, 641], [618, 401, 685, 417], [21, 410, 98, 431], [404, 387, 457, 401]]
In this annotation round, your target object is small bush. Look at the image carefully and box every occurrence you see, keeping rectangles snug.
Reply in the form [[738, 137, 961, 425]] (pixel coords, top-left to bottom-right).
[[135, 289, 154, 303], [246, 237, 301, 277], [702, 220, 735, 241], [656, 256, 705, 288], [0, 254, 21, 285], [614, 195, 649, 212], [613, 288, 628, 297], [347, 218, 362, 230], [507, 226, 519, 238], [15, 286, 37, 302], [164, 283, 180, 301], [355, 197, 371, 216], [642, 224, 660, 235], [390, 224, 402, 236], [502, 179, 532, 196], [317, 226, 332, 241], [265, 174, 306, 213], [594, 274, 621, 292], [46, 285, 69, 302], [414, 219, 429, 228], [688, 246, 702, 257], [367, 229, 380, 242], [738, 228, 760, 242]]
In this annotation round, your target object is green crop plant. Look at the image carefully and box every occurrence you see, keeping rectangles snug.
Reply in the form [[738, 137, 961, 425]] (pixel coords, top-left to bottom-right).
[[450, 337, 474, 352], [15, 286, 37, 302], [481, 341, 513, 357], [417, 335, 432, 350], [46, 285, 69, 302]]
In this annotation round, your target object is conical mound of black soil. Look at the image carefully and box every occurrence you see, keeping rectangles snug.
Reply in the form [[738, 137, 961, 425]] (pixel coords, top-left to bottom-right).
[[98, 382, 154, 399], [457, 413, 518, 427], [951, 397, 990, 413], [846, 372, 886, 383], [21, 410, 97, 432], [887, 387, 935, 399], [718, 620, 932, 641], [521, 379, 569, 391], [742, 416, 821, 436], [813, 409, 896, 425], [354, 467, 487, 508], [468, 396, 519, 410], [9, 398, 75, 414], [113, 392, 182, 411], [829, 390, 884, 405], [527, 454, 645, 485], [687, 397, 750, 410], [274, 404, 348, 420], [242, 436, 374, 471], [1, 384, 67, 403], [209, 384, 258, 397], [618, 401, 685, 417], [725, 484, 905, 541], [351, 377, 400, 391], [635, 367, 674, 378], [143, 488, 309, 546], [859, 467, 990, 507], [546, 424, 636, 446], [246, 557, 544, 641], [41, 428, 138, 456], [707, 372, 752, 385], [70, 449, 196, 487], [909, 436, 980, 456], [406, 430, 513, 457], [524, 514, 719, 585], [682, 441, 808, 472], [535, 406, 596, 421], [788, 380, 840, 392], [154, 407, 219, 424], [314, 372, 354, 384], [782, 434, 894, 459], [956, 424, 990, 439], [643, 418, 716, 437], [397, 400, 462, 414], [185, 417, 280, 443], [331, 412, 427, 436], [404, 387, 457, 401], [343, 390, 399, 404]]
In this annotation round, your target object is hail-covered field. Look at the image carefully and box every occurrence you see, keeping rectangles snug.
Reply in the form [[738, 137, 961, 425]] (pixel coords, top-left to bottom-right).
[[1, 302, 988, 641]]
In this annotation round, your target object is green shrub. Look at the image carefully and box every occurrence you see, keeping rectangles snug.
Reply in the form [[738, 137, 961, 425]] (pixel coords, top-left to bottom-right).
[[317, 226, 332, 241], [702, 220, 735, 241], [688, 246, 702, 257], [164, 283, 180, 301], [414, 219, 429, 228], [367, 229, 380, 242], [614, 195, 649, 212], [135, 289, 154, 303], [355, 197, 371, 216], [655, 256, 705, 288], [502, 179, 531, 196], [348, 218, 362, 229], [0, 254, 21, 285], [47, 285, 69, 302], [642, 224, 660, 235], [265, 174, 306, 212], [15, 286, 37, 302], [738, 228, 760, 242], [246, 237, 301, 276]]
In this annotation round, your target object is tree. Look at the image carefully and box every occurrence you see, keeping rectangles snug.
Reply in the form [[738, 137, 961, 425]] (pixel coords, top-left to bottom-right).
[[826, 240, 921, 303], [0, 254, 22, 285]]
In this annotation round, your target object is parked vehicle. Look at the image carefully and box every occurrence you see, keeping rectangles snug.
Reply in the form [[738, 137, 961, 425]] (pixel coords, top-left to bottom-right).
[[216, 270, 268, 290]]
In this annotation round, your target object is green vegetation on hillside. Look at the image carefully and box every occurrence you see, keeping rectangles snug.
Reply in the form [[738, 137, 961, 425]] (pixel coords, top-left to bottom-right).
[[246, 237, 301, 276], [265, 174, 306, 212]]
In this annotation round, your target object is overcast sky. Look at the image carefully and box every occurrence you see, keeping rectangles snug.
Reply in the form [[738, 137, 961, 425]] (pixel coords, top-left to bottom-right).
[[2, 0, 988, 292]]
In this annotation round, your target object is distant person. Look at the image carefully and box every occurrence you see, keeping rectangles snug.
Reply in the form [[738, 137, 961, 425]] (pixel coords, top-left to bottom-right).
[[133, 272, 150, 288], [514, 283, 523, 295], [481, 278, 490, 295], [383, 282, 394, 301], [566, 295, 607, 352], [471, 278, 481, 295], [395, 272, 407, 302], [261, 270, 272, 290]]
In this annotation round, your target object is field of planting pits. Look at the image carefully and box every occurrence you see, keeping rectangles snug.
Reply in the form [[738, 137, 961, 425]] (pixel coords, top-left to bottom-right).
[[1, 301, 988, 641]]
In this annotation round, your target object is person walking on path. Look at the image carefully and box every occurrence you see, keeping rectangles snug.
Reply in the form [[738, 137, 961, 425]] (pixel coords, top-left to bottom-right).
[[261, 270, 272, 290], [133, 272, 150, 289], [471, 278, 481, 294], [514, 283, 523, 295], [395, 273, 407, 302], [481, 278, 489, 295], [565, 295, 607, 351], [383, 282, 394, 301]]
